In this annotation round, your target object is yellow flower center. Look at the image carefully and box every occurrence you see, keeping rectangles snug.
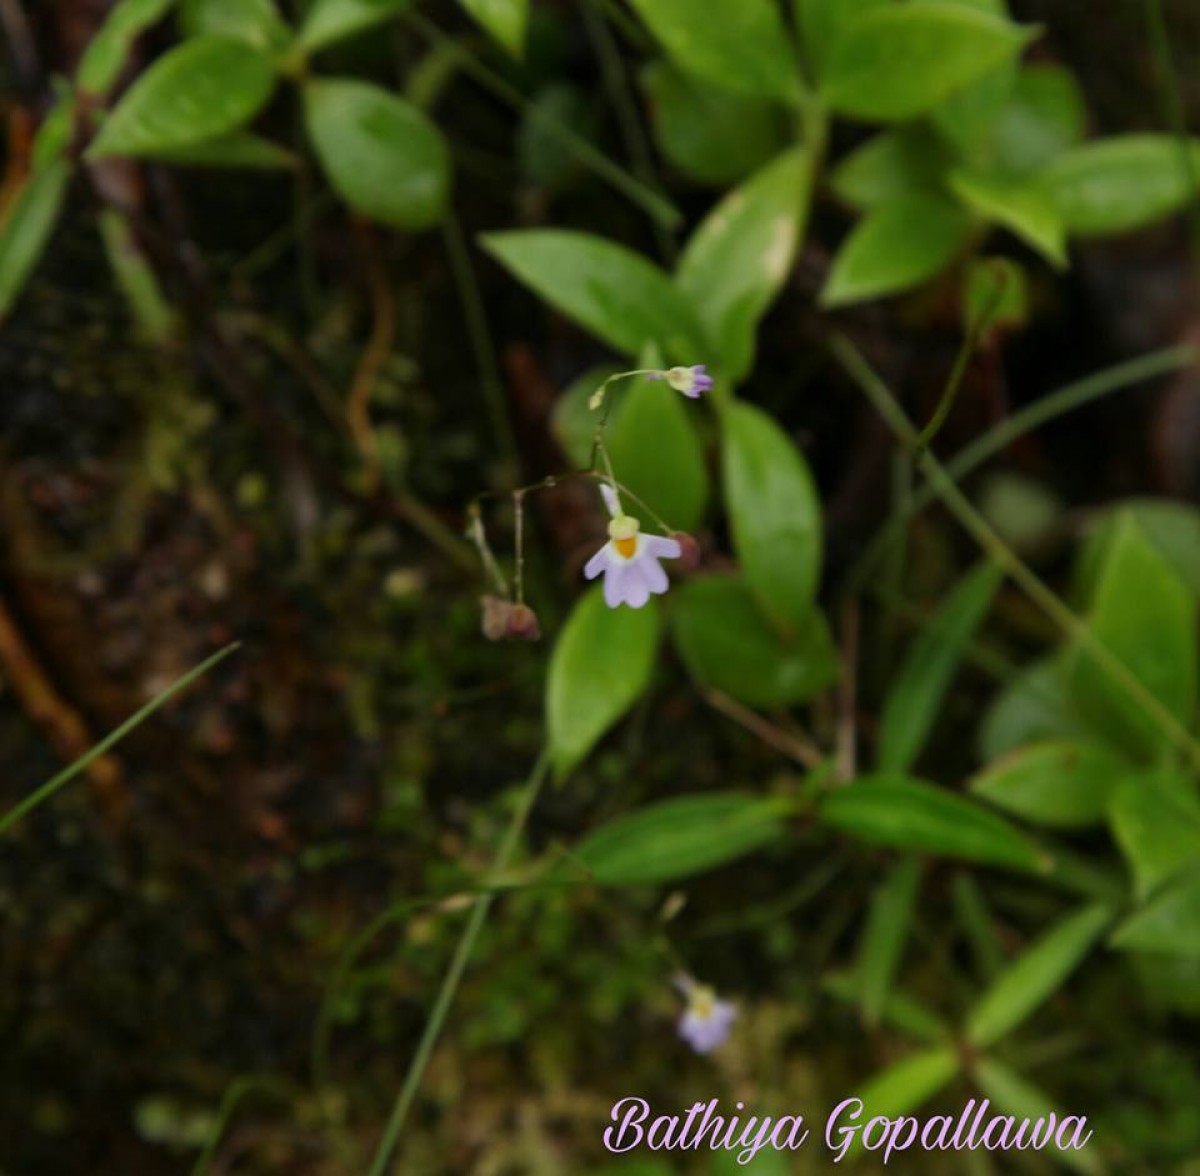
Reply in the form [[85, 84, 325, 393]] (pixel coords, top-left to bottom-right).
[[690, 985, 716, 1018], [615, 536, 638, 559]]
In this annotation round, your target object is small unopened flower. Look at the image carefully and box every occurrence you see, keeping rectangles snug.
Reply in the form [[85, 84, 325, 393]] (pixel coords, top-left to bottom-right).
[[651, 365, 714, 399], [479, 596, 541, 642], [584, 484, 681, 609], [671, 531, 702, 569], [674, 973, 737, 1054]]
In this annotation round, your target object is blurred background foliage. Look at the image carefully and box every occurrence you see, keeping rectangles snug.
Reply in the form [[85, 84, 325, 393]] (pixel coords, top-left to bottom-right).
[[2, 0, 1200, 1172]]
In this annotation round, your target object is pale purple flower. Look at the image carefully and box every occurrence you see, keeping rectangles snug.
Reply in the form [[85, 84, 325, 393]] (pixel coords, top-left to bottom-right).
[[674, 974, 737, 1054], [650, 365, 714, 399], [584, 484, 681, 609]]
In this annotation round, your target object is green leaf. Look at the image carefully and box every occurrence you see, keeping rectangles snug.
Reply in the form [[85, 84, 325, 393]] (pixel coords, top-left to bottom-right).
[[142, 131, 297, 169], [963, 256, 1029, 336], [481, 229, 707, 361], [974, 1060, 1103, 1175], [626, 0, 800, 101], [824, 971, 952, 1043], [78, 0, 177, 94], [721, 401, 823, 637], [670, 576, 839, 709], [546, 587, 661, 777], [1109, 771, 1200, 900], [931, 0, 1018, 160], [516, 84, 597, 190], [830, 127, 952, 212], [795, 0, 890, 80], [1066, 512, 1197, 762], [32, 98, 76, 169], [299, 0, 412, 50], [820, 193, 973, 307], [966, 903, 1113, 1047], [457, 0, 528, 56], [1112, 869, 1200, 959], [991, 64, 1087, 176], [853, 1047, 960, 1119], [179, 0, 292, 50], [88, 36, 277, 158], [1075, 498, 1200, 600], [979, 654, 1090, 761], [970, 740, 1127, 830], [607, 368, 708, 533], [573, 793, 789, 885], [304, 79, 450, 230], [856, 857, 922, 1026], [878, 562, 1004, 773], [677, 149, 812, 383], [820, 2, 1035, 122], [1042, 135, 1200, 236], [641, 61, 788, 188], [0, 160, 71, 322], [821, 776, 1047, 872], [948, 168, 1066, 266]]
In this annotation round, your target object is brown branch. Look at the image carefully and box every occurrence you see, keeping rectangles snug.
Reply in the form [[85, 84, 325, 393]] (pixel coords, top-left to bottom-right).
[[701, 687, 824, 769]]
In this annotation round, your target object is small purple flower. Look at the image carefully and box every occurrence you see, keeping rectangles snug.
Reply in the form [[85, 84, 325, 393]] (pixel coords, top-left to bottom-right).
[[584, 484, 681, 609], [674, 974, 737, 1054], [651, 365, 714, 399]]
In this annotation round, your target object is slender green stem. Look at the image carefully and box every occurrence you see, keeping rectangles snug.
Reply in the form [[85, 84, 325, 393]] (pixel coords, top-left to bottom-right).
[[833, 335, 1200, 772], [845, 344, 1197, 595], [1142, 0, 1200, 249], [192, 1075, 294, 1176], [0, 642, 241, 836], [403, 10, 681, 229], [579, 0, 676, 264], [367, 751, 554, 1175], [441, 213, 519, 466]]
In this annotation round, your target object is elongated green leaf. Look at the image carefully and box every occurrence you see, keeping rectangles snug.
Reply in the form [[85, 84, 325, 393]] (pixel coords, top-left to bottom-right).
[[78, 0, 177, 94], [856, 857, 922, 1026], [1067, 512, 1197, 762], [821, 776, 1047, 872], [879, 563, 1003, 772], [546, 587, 661, 777], [89, 37, 276, 158], [991, 64, 1087, 176], [830, 127, 952, 212], [949, 168, 1066, 266], [482, 230, 707, 361], [305, 79, 450, 230], [670, 576, 839, 709], [852, 1047, 960, 1120], [32, 99, 76, 170], [457, 0, 528, 56], [974, 1060, 1103, 1174], [1043, 135, 1200, 236], [299, 0, 413, 50], [820, 2, 1035, 122], [626, 0, 800, 101], [795, 0, 890, 79], [180, 0, 291, 50], [641, 62, 788, 188], [677, 149, 811, 383], [1109, 771, 1200, 900], [0, 160, 71, 322], [145, 131, 297, 169], [721, 401, 823, 637], [820, 193, 973, 307], [824, 972, 951, 1042], [1111, 869, 1200, 959], [979, 654, 1090, 761], [970, 740, 1127, 829], [1075, 498, 1200, 600], [966, 904, 1112, 1046], [573, 793, 789, 885], [607, 367, 708, 533]]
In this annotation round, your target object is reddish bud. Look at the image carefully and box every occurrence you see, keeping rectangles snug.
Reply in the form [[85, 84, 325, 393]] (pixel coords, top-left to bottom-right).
[[505, 603, 542, 642], [671, 531, 702, 569]]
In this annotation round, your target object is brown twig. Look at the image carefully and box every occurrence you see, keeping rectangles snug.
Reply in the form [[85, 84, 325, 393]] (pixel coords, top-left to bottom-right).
[[701, 687, 824, 769], [347, 222, 396, 495], [0, 592, 123, 804], [836, 598, 859, 783]]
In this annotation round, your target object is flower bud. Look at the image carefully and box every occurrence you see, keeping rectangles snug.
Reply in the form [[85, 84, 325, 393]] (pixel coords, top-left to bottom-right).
[[505, 603, 542, 642], [671, 531, 701, 569]]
